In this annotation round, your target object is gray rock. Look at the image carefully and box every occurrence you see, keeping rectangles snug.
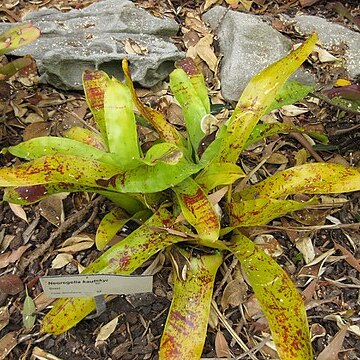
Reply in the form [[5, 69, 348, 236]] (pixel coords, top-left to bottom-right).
[[0, 0, 183, 90], [203, 7, 315, 102], [288, 15, 360, 78]]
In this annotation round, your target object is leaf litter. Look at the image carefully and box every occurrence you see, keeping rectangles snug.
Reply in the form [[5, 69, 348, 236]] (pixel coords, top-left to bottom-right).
[[0, 0, 359, 359]]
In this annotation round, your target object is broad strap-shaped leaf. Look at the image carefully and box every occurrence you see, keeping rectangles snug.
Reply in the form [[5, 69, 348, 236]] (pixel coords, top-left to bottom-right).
[[159, 248, 222, 360], [0, 154, 201, 193], [41, 208, 187, 335], [173, 178, 220, 242], [140, 142, 183, 166], [104, 77, 141, 164], [6, 137, 120, 166], [239, 163, 360, 200], [96, 208, 152, 250], [227, 232, 312, 360], [213, 33, 318, 164], [63, 127, 107, 151], [245, 122, 328, 149], [227, 198, 318, 227], [3, 184, 145, 215], [0, 23, 40, 56], [175, 58, 210, 113], [195, 162, 245, 191], [170, 67, 209, 153], [83, 70, 110, 148], [265, 80, 315, 114], [122, 58, 182, 145]]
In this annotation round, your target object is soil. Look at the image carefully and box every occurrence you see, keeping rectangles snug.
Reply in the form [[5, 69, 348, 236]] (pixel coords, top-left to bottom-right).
[[0, 0, 359, 359]]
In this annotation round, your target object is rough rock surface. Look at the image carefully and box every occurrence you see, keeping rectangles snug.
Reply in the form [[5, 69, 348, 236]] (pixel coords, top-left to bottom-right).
[[202, 6, 315, 102], [0, 0, 183, 90], [288, 15, 360, 79], [203, 7, 359, 102]]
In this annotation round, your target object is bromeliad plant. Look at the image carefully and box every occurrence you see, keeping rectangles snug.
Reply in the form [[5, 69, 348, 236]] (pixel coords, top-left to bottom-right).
[[1, 33, 360, 359]]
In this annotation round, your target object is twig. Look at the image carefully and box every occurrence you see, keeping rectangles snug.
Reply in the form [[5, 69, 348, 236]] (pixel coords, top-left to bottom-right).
[[16, 196, 105, 276]]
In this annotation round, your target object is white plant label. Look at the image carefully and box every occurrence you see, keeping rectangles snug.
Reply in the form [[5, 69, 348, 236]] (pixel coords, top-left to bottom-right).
[[40, 274, 153, 298]]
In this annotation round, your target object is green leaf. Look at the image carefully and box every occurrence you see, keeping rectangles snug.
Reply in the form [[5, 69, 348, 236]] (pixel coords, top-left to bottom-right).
[[3, 184, 145, 214], [104, 77, 140, 163], [141, 143, 183, 166], [266, 80, 315, 114], [0, 154, 201, 193], [175, 58, 210, 113], [227, 198, 318, 227], [228, 232, 312, 360], [41, 208, 187, 335], [6, 137, 120, 166], [63, 126, 107, 150], [82, 70, 110, 148], [173, 178, 220, 242], [96, 208, 152, 250], [159, 248, 222, 360], [245, 122, 328, 148], [170, 68, 208, 152], [22, 287, 36, 329], [195, 162, 245, 191], [214, 33, 318, 164], [239, 163, 360, 200], [0, 23, 40, 56], [122, 59, 182, 145]]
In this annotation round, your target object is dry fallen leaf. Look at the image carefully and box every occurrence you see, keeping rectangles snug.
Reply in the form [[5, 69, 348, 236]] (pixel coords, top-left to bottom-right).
[[295, 236, 316, 264], [0, 245, 31, 269], [95, 316, 119, 347], [124, 38, 148, 55], [195, 34, 218, 72], [221, 278, 247, 309], [32, 346, 63, 360], [254, 234, 283, 257], [215, 330, 232, 358], [0, 306, 10, 332], [51, 253, 73, 269], [0, 274, 24, 295], [333, 242, 360, 272], [9, 203, 28, 223], [57, 234, 94, 254], [317, 324, 349, 360], [39, 193, 68, 227], [0, 331, 18, 360]]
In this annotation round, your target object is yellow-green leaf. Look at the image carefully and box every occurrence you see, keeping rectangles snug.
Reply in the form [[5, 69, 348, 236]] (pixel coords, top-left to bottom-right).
[[214, 33, 318, 164], [159, 249, 222, 360], [239, 163, 360, 200], [22, 288, 36, 329], [227, 198, 318, 227], [195, 162, 245, 191], [228, 232, 312, 360], [173, 178, 220, 242], [82, 70, 110, 148], [122, 58, 182, 145], [41, 208, 187, 335], [104, 77, 140, 163], [63, 127, 106, 151]]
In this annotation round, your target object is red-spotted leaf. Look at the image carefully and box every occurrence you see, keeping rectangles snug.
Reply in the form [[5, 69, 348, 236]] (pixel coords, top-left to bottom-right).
[[227, 198, 318, 227], [63, 127, 107, 151], [212, 33, 318, 164], [159, 249, 222, 360], [122, 58, 182, 145], [173, 178, 220, 242], [41, 208, 187, 335], [82, 70, 110, 148], [239, 163, 360, 200], [228, 232, 312, 360]]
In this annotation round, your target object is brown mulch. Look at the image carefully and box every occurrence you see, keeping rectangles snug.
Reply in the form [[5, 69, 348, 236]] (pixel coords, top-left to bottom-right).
[[0, 0, 360, 359]]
